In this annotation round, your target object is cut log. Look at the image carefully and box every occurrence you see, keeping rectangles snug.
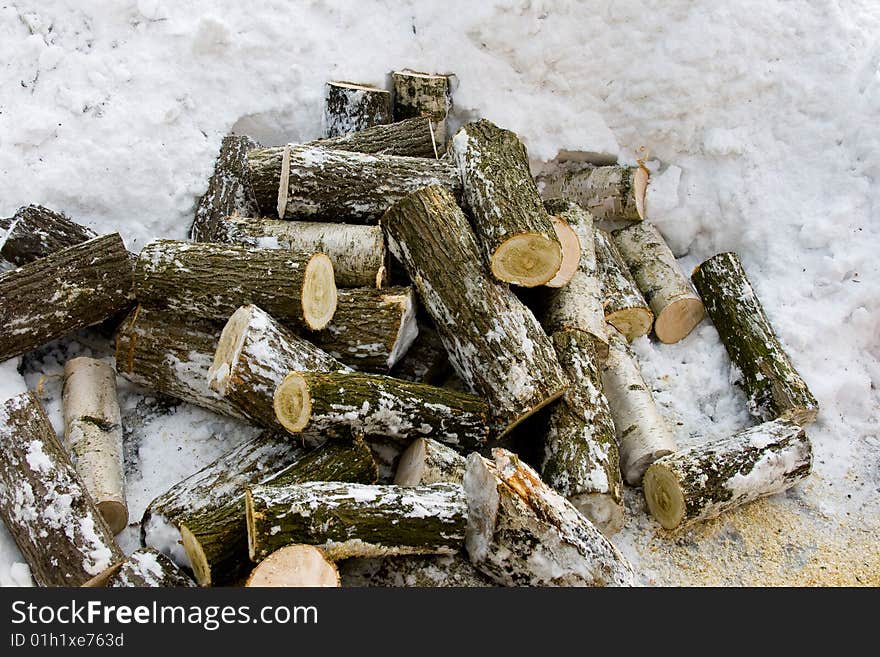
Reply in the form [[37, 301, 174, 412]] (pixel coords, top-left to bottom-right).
[[134, 239, 337, 331], [0, 392, 123, 587], [643, 418, 813, 530], [594, 228, 653, 341], [313, 116, 437, 158], [391, 69, 450, 147], [463, 448, 634, 587], [388, 321, 450, 384], [190, 134, 260, 242], [394, 437, 467, 486], [602, 329, 677, 485], [323, 81, 392, 138], [247, 144, 461, 223], [536, 163, 647, 222], [692, 252, 819, 425], [542, 331, 623, 534], [451, 119, 562, 286], [612, 222, 704, 343], [544, 215, 581, 288], [246, 545, 340, 587], [0, 233, 133, 361], [0, 205, 96, 265], [106, 548, 195, 588], [273, 370, 489, 450], [246, 481, 467, 561], [383, 184, 567, 435], [62, 357, 127, 535], [212, 217, 386, 288], [339, 554, 493, 587]]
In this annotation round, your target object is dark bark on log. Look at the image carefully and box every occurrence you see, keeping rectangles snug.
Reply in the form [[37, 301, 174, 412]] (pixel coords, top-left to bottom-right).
[[391, 70, 451, 149], [313, 117, 438, 158], [339, 553, 493, 587], [105, 548, 196, 587], [323, 81, 392, 138], [0, 205, 96, 265]]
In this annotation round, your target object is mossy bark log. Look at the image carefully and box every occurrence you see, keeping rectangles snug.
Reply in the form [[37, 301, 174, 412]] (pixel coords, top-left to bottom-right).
[[313, 116, 437, 158], [105, 548, 195, 588], [323, 81, 392, 138], [0, 204, 96, 265], [339, 553, 493, 587], [391, 70, 450, 148], [394, 437, 467, 486], [536, 164, 647, 222], [388, 321, 450, 384], [594, 228, 653, 341]]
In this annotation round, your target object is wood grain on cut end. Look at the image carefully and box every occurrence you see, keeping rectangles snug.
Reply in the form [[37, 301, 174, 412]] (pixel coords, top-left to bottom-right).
[[643, 464, 686, 530], [544, 216, 581, 288], [273, 372, 312, 433], [246, 545, 340, 587], [491, 232, 562, 287], [301, 253, 337, 330], [654, 296, 706, 344], [606, 307, 655, 343]]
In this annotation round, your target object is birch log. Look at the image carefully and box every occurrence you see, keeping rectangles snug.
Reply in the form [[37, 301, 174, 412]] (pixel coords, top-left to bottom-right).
[[0, 392, 123, 587], [692, 252, 819, 425], [314, 116, 437, 158], [643, 419, 813, 530], [105, 548, 195, 588], [0, 205, 96, 265], [451, 119, 562, 286], [594, 228, 653, 341], [536, 163, 648, 222], [391, 69, 450, 147], [394, 437, 467, 486], [339, 553, 493, 587], [246, 545, 340, 587], [383, 185, 567, 435], [323, 81, 392, 138]]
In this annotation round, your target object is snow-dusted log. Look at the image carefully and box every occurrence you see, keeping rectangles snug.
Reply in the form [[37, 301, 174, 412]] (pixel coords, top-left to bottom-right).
[[0, 205, 96, 265], [383, 185, 567, 435], [273, 370, 489, 450], [612, 222, 704, 344], [323, 81, 392, 138], [644, 419, 813, 530], [692, 252, 819, 425], [0, 392, 123, 587], [542, 331, 623, 534], [536, 163, 648, 222], [464, 449, 634, 587], [451, 120, 562, 286], [212, 217, 386, 288], [115, 305, 245, 419], [247, 144, 461, 223], [389, 322, 450, 384], [105, 548, 195, 588], [314, 116, 437, 158], [594, 229, 653, 341], [246, 481, 467, 562], [0, 233, 134, 362], [339, 553, 493, 587], [601, 329, 677, 485], [394, 437, 467, 486], [190, 134, 260, 242], [135, 240, 337, 331], [391, 69, 450, 147], [246, 545, 340, 587], [62, 357, 127, 535]]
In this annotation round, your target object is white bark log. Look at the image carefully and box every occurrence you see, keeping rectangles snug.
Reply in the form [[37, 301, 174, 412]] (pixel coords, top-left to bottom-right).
[[323, 81, 392, 138], [536, 163, 647, 222], [594, 228, 653, 341], [394, 437, 467, 486]]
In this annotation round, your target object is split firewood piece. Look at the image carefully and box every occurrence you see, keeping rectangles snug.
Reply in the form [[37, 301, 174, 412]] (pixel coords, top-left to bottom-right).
[[391, 69, 451, 148], [643, 418, 813, 530], [539, 199, 608, 358], [115, 305, 245, 419], [394, 437, 467, 486], [612, 222, 705, 343], [62, 357, 127, 535], [323, 81, 392, 138], [536, 163, 648, 222], [383, 185, 567, 436], [544, 215, 581, 289], [0, 233, 133, 362], [311, 286, 419, 372], [190, 134, 261, 242], [313, 116, 437, 158], [247, 144, 461, 223], [692, 252, 819, 425], [105, 548, 195, 588], [212, 217, 386, 288], [451, 120, 562, 287], [246, 481, 467, 562], [181, 435, 377, 586], [601, 329, 677, 485], [594, 228, 653, 341], [388, 321, 450, 384], [463, 448, 634, 587], [246, 545, 340, 587], [0, 392, 123, 587], [542, 331, 623, 534], [273, 370, 490, 450], [0, 205, 96, 265], [135, 240, 337, 331], [339, 554, 493, 587]]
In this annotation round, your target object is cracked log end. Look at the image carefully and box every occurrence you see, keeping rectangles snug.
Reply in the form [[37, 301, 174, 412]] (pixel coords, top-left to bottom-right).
[[642, 464, 685, 530], [180, 524, 212, 587], [606, 306, 655, 343], [246, 545, 340, 587], [490, 232, 563, 287], [654, 296, 705, 344], [273, 372, 312, 433], [302, 253, 338, 330], [544, 216, 581, 288], [209, 304, 253, 393]]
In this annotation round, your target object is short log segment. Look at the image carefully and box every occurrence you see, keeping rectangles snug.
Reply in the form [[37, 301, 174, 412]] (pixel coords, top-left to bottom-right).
[[314, 116, 437, 158], [692, 252, 819, 425], [0, 392, 123, 587], [339, 554, 493, 587], [463, 449, 634, 587], [246, 545, 340, 587], [451, 120, 562, 287], [601, 329, 677, 485], [246, 482, 467, 561], [273, 370, 489, 450], [542, 331, 623, 534], [247, 144, 461, 223], [62, 357, 127, 535], [383, 185, 567, 436], [134, 240, 337, 331], [323, 81, 392, 138], [643, 419, 813, 530], [106, 548, 195, 588], [536, 164, 647, 222], [391, 70, 450, 147], [0, 233, 134, 361], [594, 229, 653, 341], [394, 437, 467, 486], [612, 222, 704, 344], [0, 205, 96, 265]]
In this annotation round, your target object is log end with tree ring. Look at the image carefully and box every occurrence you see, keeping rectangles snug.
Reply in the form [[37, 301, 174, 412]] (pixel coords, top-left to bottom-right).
[[273, 372, 312, 433], [653, 295, 705, 344], [179, 524, 212, 586], [208, 304, 253, 393], [544, 216, 581, 288], [394, 437, 428, 486], [623, 448, 675, 487], [490, 232, 563, 287], [301, 253, 338, 330], [606, 306, 655, 343], [642, 463, 686, 530], [569, 493, 624, 536], [245, 545, 340, 587], [98, 500, 129, 536]]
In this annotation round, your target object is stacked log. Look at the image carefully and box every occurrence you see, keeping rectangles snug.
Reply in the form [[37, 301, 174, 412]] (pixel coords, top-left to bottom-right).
[[0, 204, 96, 265], [323, 81, 392, 138], [391, 69, 451, 148], [536, 163, 648, 222], [594, 228, 654, 341]]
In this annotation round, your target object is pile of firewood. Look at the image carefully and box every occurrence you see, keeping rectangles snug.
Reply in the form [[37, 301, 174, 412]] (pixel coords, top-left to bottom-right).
[[0, 69, 819, 587]]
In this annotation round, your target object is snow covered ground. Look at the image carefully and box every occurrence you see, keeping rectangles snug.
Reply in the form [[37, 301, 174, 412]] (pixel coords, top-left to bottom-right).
[[1, 0, 878, 585]]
